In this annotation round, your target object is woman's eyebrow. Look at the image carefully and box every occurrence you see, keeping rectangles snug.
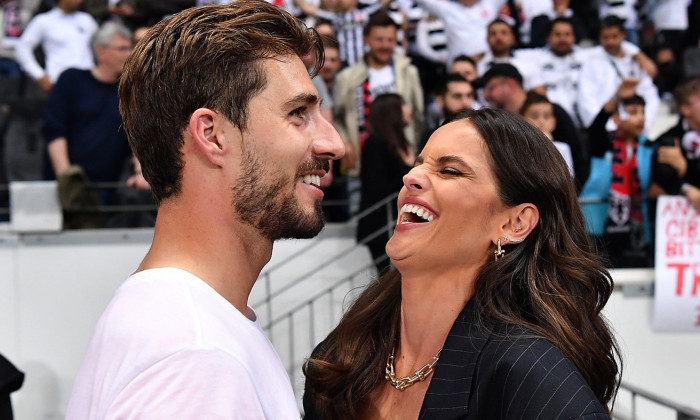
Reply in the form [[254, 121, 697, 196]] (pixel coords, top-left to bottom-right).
[[436, 155, 468, 167]]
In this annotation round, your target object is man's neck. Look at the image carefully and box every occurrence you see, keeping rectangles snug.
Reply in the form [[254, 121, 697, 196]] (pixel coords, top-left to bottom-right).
[[606, 48, 624, 58], [491, 49, 512, 59], [683, 117, 700, 133], [138, 199, 272, 317], [367, 57, 390, 70], [550, 47, 572, 58], [91, 66, 119, 84], [619, 132, 637, 144]]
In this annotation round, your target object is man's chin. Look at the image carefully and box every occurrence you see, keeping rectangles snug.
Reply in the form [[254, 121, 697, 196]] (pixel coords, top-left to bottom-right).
[[270, 205, 326, 240]]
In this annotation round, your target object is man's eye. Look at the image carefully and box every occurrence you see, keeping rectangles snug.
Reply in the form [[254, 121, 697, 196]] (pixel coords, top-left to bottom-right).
[[290, 107, 306, 119]]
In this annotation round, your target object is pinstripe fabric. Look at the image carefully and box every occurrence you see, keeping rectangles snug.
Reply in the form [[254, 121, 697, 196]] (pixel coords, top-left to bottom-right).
[[418, 300, 610, 419], [303, 300, 610, 420]]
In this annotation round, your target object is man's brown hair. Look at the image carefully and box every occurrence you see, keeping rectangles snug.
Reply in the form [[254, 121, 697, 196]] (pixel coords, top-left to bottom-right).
[[674, 75, 700, 106], [119, 0, 323, 204]]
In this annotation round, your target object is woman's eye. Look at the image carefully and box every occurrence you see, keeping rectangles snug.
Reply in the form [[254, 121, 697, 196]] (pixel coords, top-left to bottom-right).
[[440, 168, 462, 176]]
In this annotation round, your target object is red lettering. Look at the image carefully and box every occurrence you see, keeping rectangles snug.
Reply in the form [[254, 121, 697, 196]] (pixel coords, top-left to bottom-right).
[[690, 220, 698, 239], [669, 263, 691, 295], [666, 240, 683, 257], [666, 220, 680, 237], [694, 265, 700, 296], [661, 201, 675, 216]]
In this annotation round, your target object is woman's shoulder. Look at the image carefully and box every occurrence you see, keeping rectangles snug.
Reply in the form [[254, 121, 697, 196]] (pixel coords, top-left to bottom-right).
[[474, 324, 609, 418]]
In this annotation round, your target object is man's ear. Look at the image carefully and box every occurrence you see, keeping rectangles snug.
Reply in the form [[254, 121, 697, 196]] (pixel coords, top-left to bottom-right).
[[187, 108, 230, 167], [679, 102, 691, 119], [501, 203, 539, 244], [436, 94, 445, 109]]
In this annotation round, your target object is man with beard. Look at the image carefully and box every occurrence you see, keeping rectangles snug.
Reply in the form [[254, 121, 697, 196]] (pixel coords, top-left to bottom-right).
[[476, 18, 542, 92], [517, 16, 651, 128], [475, 63, 589, 188], [421, 73, 475, 151], [65, 2, 344, 418], [333, 10, 423, 174]]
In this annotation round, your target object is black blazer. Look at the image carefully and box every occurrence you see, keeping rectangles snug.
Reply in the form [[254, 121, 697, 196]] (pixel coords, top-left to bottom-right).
[[304, 300, 611, 420]]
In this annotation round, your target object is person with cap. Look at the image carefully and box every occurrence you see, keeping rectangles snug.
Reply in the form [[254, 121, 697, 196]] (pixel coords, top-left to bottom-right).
[[474, 62, 588, 188]]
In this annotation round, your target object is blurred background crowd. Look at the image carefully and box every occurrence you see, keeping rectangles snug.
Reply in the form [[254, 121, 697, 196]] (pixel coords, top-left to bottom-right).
[[1, 0, 700, 269]]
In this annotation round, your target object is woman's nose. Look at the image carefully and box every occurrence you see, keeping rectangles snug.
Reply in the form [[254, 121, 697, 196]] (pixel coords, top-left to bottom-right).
[[403, 167, 424, 191]]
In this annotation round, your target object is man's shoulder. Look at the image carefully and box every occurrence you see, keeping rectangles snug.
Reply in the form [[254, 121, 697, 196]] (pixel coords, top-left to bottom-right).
[[335, 61, 368, 87], [393, 54, 416, 71], [72, 10, 98, 24], [654, 118, 685, 142], [54, 68, 90, 84]]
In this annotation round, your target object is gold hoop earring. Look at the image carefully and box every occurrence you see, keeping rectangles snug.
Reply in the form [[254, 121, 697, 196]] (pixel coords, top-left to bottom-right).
[[494, 238, 505, 261]]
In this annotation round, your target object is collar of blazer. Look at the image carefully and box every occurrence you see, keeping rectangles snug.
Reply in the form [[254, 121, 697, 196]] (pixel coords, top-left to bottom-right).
[[418, 298, 494, 419]]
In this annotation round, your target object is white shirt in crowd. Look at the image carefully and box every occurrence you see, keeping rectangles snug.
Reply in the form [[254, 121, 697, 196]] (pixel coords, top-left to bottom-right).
[[66, 268, 300, 420], [15, 7, 97, 82], [477, 52, 544, 91], [650, 0, 691, 32], [416, 0, 505, 67], [516, 41, 642, 127], [577, 46, 660, 133]]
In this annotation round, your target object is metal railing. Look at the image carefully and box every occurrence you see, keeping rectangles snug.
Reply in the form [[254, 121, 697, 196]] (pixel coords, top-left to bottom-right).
[[252, 191, 398, 336], [617, 382, 700, 420]]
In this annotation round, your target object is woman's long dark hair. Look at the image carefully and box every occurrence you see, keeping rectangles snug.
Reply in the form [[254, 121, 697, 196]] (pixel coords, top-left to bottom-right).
[[368, 93, 411, 160], [303, 108, 621, 419]]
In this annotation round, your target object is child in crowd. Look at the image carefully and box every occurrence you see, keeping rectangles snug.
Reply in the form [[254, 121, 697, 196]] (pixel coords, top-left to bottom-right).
[[580, 79, 656, 268], [520, 91, 575, 176]]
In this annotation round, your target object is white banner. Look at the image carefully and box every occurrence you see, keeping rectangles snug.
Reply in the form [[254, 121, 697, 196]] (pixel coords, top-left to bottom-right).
[[653, 196, 700, 331]]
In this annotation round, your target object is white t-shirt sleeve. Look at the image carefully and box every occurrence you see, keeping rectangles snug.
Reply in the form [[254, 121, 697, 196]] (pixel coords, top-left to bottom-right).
[[105, 348, 272, 420], [15, 16, 46, 80]]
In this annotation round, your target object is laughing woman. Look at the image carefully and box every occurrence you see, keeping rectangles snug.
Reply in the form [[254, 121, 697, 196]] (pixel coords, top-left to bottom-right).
[[303, 108, 620, 419]]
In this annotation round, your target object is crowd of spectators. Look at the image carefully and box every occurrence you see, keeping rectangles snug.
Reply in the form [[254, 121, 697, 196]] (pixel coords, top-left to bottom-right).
[[1, 0, 700, 268]]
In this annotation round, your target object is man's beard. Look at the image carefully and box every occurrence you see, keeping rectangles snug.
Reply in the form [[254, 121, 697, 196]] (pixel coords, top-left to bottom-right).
[[233, 145, 327, 241], [443, 106, 468, 123]]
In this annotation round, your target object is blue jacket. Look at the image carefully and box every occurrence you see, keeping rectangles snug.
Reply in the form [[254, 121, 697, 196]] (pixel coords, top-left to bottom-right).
[[579, 136, 655, 242]]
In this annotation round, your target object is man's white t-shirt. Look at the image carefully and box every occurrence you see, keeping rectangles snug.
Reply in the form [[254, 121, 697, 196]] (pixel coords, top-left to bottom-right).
[[66, 268, 300, 419], [368, 65, 397, 100]]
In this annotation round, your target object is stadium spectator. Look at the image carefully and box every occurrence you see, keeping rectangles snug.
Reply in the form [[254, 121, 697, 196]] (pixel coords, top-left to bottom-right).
[[476, 18, 543, 91], [449, 54, 477, 82], [294, 0, 392, 67], [416, 0, 505, 67], [15, 0, 97, 92], [520, 90, 575, 176], [332, 11, 423, 174], [577, 15, 660, 134], [357, 93, 414, 273], [529, 0, 585, 48], [598, 0, 641, 45], [43, 22, 141, 215], [422, 73, 475, 149], [580, 80, 655, 268], [0, 0, 33, 83], [474, 63, 588, 187]]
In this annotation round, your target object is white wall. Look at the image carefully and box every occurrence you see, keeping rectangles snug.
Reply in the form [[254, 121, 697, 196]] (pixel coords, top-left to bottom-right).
[[1, 228, 698, 419]]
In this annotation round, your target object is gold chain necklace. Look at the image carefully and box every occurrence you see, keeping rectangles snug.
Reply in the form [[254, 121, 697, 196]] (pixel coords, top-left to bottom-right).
[[384, 347, 442, 391]]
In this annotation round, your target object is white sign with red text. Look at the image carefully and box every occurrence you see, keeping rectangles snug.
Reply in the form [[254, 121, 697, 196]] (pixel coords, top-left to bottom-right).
[[653, 196, 700, 332]]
